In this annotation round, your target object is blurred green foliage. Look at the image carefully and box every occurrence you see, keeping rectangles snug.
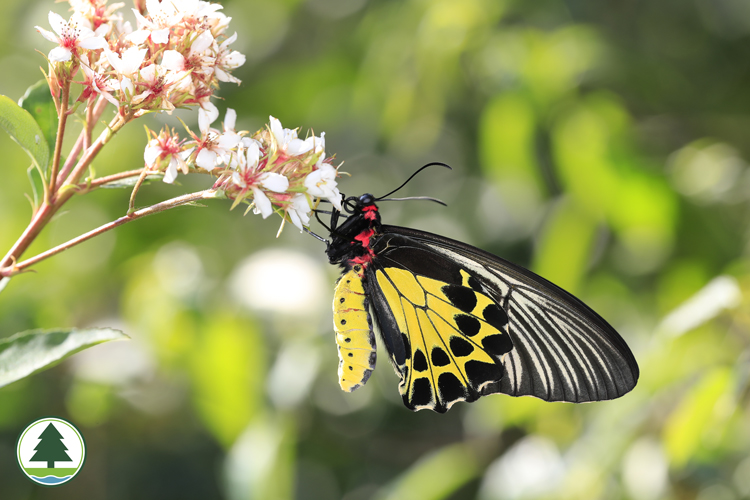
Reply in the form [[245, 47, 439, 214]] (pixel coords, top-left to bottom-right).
[[2, 0, 750, 499]]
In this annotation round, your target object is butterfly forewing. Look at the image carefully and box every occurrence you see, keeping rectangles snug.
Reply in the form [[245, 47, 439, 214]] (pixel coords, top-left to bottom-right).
[[373, 226, 639, 404]]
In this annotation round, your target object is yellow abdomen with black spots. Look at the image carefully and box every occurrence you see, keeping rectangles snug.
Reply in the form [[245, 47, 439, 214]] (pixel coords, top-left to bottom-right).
[[333, 266, 376, 392]]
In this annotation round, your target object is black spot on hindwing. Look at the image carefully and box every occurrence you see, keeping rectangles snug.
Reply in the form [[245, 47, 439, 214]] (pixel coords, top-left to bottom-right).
[[482, 334, 513, 357], [441, 285, 477, 313], [455, 314, 481, 337], [465, 360, 502, 391], [438, 373, 466, 403], [413, 349, 428, 372], [431, 347, 451, 367], [482, 303, 508, 328], [411, 378, 433, 406], [449, 336, 474, 357]]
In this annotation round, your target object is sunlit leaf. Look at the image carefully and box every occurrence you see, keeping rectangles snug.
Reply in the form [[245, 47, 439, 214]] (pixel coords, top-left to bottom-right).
[[18, 79, 57, 154], [532, 198, 596, 294], [98, 174, 161, 189], [479, 92, 541, 188], [663, 367, 733, 467], [26, 164, 44, 210], [0, 328, 129, 388], [0, 94, 50, 172], [190, 315, 265, 448]]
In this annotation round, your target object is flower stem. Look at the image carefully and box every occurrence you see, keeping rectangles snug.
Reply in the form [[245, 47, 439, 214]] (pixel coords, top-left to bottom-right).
[[55, 113, 129, 207], [48, 81, 70, 198], [128, 167, 151, 213], [0, 203, 56, 270], [1, 190, 218, 277], [57, 96, 109, 186], [82, 169, 145, 190]]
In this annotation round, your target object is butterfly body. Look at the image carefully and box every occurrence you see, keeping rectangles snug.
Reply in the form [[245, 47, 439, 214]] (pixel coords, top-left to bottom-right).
[[326, 193, 639, 413]]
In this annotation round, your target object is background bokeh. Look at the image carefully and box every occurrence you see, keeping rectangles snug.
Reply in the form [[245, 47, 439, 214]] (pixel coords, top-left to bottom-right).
[[2, 0, 750, 498]]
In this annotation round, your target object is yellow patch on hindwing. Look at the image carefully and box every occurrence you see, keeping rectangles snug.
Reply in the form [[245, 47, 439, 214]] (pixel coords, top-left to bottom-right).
[[376, 267, 513, 411], [333, 267, 376, 392]]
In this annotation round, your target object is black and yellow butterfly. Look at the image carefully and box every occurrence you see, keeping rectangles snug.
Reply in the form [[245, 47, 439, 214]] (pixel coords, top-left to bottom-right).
[[320, 168, 639, 413]]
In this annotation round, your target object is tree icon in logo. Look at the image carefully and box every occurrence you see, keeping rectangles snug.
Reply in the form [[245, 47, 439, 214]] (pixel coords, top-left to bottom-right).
[[30, 423, 71, 468]]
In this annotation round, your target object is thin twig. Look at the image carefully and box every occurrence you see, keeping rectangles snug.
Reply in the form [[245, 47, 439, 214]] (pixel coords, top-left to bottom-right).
[[57, 96, 109, 185], [55, 113, 128, 206], [2, 190, 218, 277], [128, 167, 151, 213], [80, 169, 145, 190], [48, 81, 71, 197]]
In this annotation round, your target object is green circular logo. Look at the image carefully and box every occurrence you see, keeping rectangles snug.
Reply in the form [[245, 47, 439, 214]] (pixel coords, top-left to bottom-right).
[[16, 417, 86, 486]]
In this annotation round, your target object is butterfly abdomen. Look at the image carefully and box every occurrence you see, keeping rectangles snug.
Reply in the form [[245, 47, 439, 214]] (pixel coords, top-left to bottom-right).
[[333, 265, 377, 392]]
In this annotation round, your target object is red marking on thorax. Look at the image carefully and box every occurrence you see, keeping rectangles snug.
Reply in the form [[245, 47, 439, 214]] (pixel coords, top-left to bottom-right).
[[354, 228, 375, 248], [362, 205, 378, 221], [349, 227, 376, 267]]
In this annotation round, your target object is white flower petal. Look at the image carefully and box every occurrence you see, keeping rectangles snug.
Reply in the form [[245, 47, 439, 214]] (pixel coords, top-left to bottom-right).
[[245, 140, 260, 168], [78, 36, 107, 50], [259, 172, 289, 193], [120, 76, 135, 97], [328, 188, 343, 210], [94, 24, 110, 38], [139, 63, 157, 82], [126, 29, 150, 45], [163, 162, 178, 183], [121, 47, 148, 74], [232, 171, 245, 187], [215, 67, 241, 84], [161, 50, 185, 71], [224, 108, 237, 131], [48, 11, 66, 36], [48, 46, 73, 62], [286, 138, 312, 156], [222, 50, 246, 69], [144, 144, 162, 167], [35, 26, 60, 44], [199, 102, 219, 134], [221, 32, 238, 48], [218, 132, 241, 150], [288, 209, 302, 231], [191, 30, 214, 54], [196, 148, 218, 170], [151, 28, 171, 44], [251, 187, 273, 218], [269, 116, 284, 146]]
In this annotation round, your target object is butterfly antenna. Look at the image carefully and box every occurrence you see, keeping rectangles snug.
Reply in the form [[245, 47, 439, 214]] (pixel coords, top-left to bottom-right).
[[377, 196, 447, 206], [303, 226, 328, 244], [375, 162, 452, 201]]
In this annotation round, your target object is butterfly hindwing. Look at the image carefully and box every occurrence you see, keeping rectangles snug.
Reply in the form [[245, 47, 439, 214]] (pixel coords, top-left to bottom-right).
[[376, 226, 639, 403], [364, 256, 513, 413]]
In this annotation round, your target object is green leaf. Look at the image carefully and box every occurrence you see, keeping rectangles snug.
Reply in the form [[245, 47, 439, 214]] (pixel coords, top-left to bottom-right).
[[0, 328, 129, 388], [18, 80, 58, 154], [27, 164, 45, 210], [0, 94, 50, 173], [663, 367, 733, 467], [98, 174, 162, 189]]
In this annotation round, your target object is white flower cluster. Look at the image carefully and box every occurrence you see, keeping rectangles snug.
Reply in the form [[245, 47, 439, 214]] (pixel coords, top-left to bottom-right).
[[36, 0, 245, 117], [144, 112, 342, 231]]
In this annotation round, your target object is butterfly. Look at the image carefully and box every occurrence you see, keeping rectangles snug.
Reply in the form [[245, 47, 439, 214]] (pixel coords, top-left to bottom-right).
[[317, 165, 639, 413]]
